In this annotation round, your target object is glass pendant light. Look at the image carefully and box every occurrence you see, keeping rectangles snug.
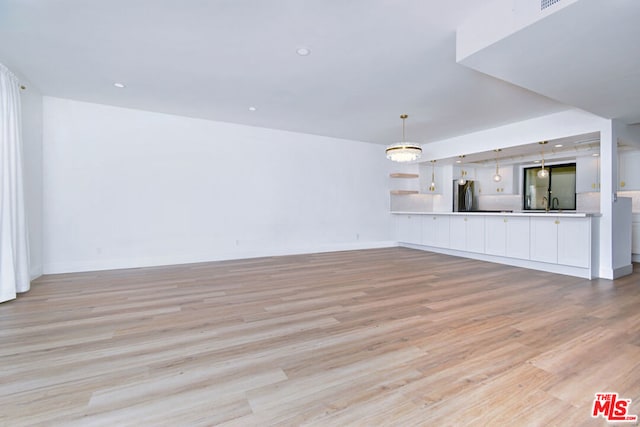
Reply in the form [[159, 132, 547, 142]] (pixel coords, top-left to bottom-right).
[[458, 155, 467, 185], [537, 141, 549, 178], [428, 160, 436, 192], [493, 149, 502, 182], [385, 114, 422, 162]]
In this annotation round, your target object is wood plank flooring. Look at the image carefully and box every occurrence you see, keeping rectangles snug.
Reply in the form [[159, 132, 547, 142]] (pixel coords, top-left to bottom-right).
[[1, 247, 639, 426]]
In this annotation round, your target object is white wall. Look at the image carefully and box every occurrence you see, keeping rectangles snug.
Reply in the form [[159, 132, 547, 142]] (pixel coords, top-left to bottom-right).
[[42, 97, 393, 274], [421, 109, 610, 159], [18, 76, 44, 279]]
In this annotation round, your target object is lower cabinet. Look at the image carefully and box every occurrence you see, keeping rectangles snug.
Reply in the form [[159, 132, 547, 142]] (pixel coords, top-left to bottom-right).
[[422, 215, 450, 248], [395, 213, 593, 274], [530, 216, 591, 268], [485, 216, 530, 259], [530, 217, 559, 264], [450, 216, 485, 252], [633, 214, 640, 255], [396, 214, 422, 245]]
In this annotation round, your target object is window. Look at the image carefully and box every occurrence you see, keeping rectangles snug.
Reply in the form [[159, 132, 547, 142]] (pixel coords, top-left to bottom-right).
[[523, 163, 576, 210]]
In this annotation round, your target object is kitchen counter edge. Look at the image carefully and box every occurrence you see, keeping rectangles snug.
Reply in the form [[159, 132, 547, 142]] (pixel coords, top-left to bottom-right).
[[390, 211, 601, 218]]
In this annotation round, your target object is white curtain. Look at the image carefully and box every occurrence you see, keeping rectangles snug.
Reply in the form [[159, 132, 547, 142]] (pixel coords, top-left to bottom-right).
[[0, 63, 30, 303]]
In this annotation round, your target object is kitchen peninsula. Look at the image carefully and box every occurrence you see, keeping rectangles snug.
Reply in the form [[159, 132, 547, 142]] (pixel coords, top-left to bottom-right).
[[392, 210, 601, 279]]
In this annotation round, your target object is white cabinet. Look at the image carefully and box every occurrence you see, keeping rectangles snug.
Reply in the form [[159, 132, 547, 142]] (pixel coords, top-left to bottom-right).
[[396, 214, 422, 245], [530, 217, 560, 263], [485, 216, 530, 259], [422, 215, 450, 248], [477, 165, 516, 195], [467, 216, 486, 253], [449, 216, 485, 253], [449, 217, 466, 251], [576, 156, 600, 193], [453, 166, 476, 182], [619, 150, 640, 191], [530, 216, 590, 268], [632, 214, 640, 255], [557, 218, 591, 268], [506, 217, 531, 259], [485, 217, 507, 256]]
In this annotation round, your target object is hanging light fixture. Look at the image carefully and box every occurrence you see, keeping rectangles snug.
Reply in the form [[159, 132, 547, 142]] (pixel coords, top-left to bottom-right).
[[386, 114, 422, 162], [493, 149, 502, 182], [458, 155, 467, 185], [537, 141, 549, 178], [428, 160, 437, 192]]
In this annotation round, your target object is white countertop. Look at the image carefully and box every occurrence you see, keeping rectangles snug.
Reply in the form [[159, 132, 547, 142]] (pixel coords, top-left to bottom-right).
[[391, 211, 600, 217]]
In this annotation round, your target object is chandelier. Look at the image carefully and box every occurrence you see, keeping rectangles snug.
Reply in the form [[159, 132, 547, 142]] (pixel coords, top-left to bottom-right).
[[386, 114, 422, 162]]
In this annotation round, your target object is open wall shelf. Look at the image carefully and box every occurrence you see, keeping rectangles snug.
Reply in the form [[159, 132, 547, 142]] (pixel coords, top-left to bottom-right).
[[389, 173, 419, 179]]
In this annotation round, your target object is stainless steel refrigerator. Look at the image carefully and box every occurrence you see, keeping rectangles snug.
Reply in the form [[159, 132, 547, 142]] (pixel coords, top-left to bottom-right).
[[453, 180, 477, 212]]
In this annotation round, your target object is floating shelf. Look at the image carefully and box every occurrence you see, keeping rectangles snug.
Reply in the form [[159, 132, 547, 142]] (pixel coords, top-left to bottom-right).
[[390, 190, 420, 195], [389, 173, 419, 178]]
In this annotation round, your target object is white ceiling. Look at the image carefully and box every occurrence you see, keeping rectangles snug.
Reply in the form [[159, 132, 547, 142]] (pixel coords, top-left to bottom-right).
[[460, 0, 640, 127], [0, 1, 634, 145]]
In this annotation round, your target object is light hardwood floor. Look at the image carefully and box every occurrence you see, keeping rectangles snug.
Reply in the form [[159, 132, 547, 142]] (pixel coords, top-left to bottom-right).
[[1, 248, 639, 426]]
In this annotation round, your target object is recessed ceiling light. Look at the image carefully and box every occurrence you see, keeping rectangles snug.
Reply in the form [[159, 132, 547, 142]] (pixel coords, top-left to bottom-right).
[[534, 160, 541, 163], [592, 153, 600, 157], [248, 106, 257, 112], [455, 160, 461, 164], [113, 82, 126, 88], [554, 144, 563, 148], [296, 47, 311, 56]]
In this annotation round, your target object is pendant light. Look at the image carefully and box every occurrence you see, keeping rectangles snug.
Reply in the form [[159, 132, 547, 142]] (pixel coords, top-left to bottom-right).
[[385, 114, 422, 162], [458, 155, 467, 185], [537, 141, 549, 178], [428, 160, 437, 192], [493, 149, 502, 182]]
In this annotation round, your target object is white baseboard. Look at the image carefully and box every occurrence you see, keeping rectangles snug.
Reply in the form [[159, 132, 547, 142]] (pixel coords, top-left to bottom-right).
[[400, 243, 595, 279], [30, 265, 43, 281], [42, 240, 397, 275], [598, 264, 634, 280]]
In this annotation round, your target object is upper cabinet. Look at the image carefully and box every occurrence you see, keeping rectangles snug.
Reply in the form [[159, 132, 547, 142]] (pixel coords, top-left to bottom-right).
[[453, 165, 476, 183], [619, 150, 640, 191], [476, 165, 517, 195], [576, 156, 600, 193]]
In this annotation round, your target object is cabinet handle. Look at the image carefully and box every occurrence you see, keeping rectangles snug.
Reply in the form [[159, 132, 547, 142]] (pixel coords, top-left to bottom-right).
[[555, 220, 560, 225], [621, 181, 626, 187], [504, 218, 508, 223], [433, 217, 436, 220], [464, 218, 467, 222]]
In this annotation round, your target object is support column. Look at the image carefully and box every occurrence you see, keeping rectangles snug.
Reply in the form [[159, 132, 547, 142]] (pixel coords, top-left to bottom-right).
[[599, 120, 633, 279]]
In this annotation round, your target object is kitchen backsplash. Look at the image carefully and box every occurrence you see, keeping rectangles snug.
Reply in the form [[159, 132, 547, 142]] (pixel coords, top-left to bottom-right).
[[576, 192, 600, 213], [390, 194, 433, 212], [392, 191, 640, 213], [476, 195, 521, 211]]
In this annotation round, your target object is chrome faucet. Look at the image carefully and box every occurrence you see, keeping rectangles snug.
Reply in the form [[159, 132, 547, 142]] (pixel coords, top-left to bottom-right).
[[542, 196, 549, 212], [551, 197, 560, 210]]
